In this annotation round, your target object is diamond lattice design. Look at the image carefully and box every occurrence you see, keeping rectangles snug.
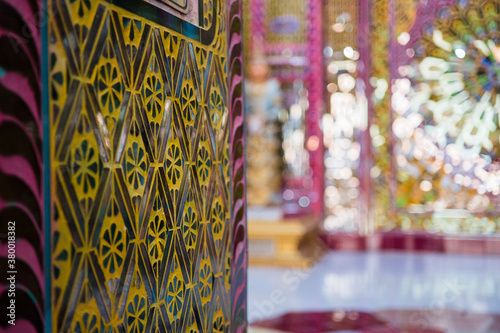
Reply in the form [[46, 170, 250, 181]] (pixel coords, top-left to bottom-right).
[[48, 0, 231, 331]]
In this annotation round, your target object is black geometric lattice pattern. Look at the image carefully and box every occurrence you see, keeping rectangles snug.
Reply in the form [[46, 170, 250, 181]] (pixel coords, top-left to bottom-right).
[[48, 0, 231, 331]]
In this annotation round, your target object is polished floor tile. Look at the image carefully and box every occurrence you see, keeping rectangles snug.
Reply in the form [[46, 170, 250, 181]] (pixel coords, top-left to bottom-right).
[[251, 309, 500, 333], [248, 251, 500, 326]]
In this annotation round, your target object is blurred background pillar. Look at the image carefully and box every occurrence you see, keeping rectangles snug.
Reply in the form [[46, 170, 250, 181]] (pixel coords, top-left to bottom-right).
[[305, 0, 326, 219]]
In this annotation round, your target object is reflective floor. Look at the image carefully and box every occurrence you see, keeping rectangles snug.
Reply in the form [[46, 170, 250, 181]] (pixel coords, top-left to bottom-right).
[[249, 251, 500, 332]]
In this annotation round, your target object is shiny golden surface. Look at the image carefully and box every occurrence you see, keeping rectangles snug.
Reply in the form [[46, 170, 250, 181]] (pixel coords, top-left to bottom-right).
[[48, 0, 231, 330]]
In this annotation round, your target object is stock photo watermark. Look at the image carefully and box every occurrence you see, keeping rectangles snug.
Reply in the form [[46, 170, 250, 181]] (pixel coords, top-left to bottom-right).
[[249, 236, 327, 323], [6, 221, 17, 326], [408, 278, 466, 330]]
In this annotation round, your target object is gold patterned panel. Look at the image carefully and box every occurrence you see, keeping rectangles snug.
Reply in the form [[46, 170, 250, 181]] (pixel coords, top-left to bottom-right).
[[372, 0, 392, 230], [264, 0, 307, 45], [322, 0, 363, 232], [323, 0, 358, 53], [48, 0, 231, 331], [395, 0, 419, 35]]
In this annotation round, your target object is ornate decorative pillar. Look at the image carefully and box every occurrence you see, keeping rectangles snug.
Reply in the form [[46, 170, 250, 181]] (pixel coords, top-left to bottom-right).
[[228, 0, 247, 330], [0, 0, 45, 331], [0, 0, 247, 331]]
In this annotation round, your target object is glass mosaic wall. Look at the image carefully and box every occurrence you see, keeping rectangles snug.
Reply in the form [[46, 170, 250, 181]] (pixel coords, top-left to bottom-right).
[[322, 0, 500, 235], [340, 0, 500, 235], [388, 0, 500, 234]]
